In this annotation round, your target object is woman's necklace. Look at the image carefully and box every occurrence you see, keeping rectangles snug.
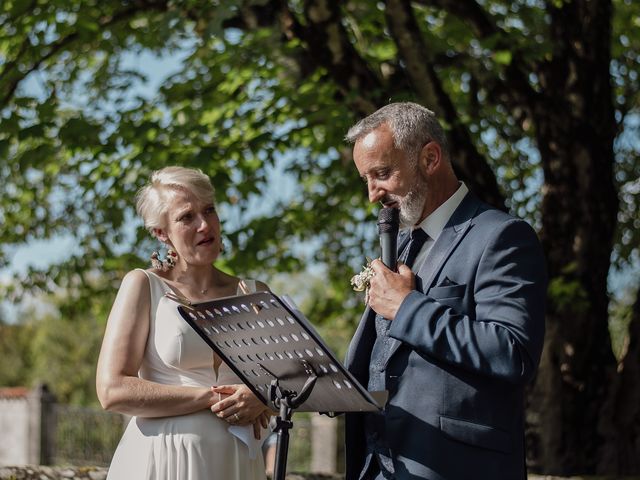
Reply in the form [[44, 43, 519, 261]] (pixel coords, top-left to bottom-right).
[[194, 273, 214, 295], [173, 280, 210, 297]]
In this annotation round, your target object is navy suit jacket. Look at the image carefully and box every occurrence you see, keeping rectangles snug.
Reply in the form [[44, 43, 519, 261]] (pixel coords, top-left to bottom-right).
[[344, 192, 547, 480]]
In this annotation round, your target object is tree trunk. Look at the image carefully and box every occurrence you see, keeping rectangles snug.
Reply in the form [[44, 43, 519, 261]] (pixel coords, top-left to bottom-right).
[[526, 0, 622, 473], [527, 114, 618, 474], [597, 286, 640, 473]]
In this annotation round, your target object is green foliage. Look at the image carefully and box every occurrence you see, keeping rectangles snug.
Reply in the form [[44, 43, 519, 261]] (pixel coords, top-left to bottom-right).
[[0, 285, 115, 405], [608, 285, 638, 361], [547, 263, 590, 314], [1, 0, 638, 296], [29, 310, 104, 405], [0, 319, 35, 387], [0, 1, 639, 421]]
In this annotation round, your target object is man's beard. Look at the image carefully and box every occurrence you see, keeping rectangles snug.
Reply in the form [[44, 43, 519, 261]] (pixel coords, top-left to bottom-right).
[[391, 174, 428, 229]]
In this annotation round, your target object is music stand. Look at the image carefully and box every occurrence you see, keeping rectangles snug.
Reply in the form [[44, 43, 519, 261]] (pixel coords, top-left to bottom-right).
[[174, 291, 385, 480]]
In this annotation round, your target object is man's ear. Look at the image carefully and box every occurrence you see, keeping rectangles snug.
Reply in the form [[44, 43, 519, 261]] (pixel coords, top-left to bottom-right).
[[418, 141, 442, 175], [153, 228, 168, 243]]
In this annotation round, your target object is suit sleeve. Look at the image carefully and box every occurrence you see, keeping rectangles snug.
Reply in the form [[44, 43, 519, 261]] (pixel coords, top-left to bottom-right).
[[388, 219, 547, 385]]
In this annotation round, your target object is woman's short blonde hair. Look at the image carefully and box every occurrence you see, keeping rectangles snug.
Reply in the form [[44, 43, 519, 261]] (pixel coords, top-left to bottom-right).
[[135, 166, 216, 232]]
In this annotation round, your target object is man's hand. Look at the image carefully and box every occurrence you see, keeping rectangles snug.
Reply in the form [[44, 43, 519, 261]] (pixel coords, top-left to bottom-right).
[[368, 259, 415, 320]]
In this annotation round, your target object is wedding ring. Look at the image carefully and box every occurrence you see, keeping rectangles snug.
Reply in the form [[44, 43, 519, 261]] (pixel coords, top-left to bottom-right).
[[233, 413, 240, 422]]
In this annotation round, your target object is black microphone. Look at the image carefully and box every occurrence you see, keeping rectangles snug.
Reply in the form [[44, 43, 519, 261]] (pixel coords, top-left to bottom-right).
[[377, 207, 400, 271]]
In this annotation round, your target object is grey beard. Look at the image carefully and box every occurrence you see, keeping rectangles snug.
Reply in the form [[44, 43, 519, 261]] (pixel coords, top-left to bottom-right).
[[397, 180, 428, 229]]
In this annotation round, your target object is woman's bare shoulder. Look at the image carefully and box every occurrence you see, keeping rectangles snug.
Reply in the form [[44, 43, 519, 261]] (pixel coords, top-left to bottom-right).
[[118, 269, 151, 293]]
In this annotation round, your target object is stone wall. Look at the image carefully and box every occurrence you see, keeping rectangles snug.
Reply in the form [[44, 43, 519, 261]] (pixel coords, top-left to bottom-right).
[[1, 467, 640, 480], [0, 385, 55, 465], [0, 391, 31, 466], [0, 467, 345, 480], [0, 385, 56, 467]]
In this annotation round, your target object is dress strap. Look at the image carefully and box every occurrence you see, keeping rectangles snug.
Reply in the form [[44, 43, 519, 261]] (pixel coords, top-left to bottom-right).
[[136, 268, 173, 292], [237, 279, 257, 294], [135, 268, 175, 305]]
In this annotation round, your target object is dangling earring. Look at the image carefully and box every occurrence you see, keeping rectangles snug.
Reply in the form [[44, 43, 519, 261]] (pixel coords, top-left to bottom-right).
[[150, 248, 178, 271]]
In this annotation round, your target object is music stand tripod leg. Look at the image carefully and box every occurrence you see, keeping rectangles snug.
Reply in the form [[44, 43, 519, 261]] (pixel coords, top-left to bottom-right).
[[272, 401, 293, 480], [269, 375, 317, 480]]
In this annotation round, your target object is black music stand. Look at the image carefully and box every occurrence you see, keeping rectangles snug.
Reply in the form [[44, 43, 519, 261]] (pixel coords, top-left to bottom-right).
[[174, 291, 385, 480]]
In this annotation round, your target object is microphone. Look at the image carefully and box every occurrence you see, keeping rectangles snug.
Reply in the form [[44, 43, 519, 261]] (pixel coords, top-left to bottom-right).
[[377, 207, 399, 271]]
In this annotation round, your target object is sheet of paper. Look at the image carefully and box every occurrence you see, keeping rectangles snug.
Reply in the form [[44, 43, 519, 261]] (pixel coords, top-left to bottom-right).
[[228, 424, 267, 460]]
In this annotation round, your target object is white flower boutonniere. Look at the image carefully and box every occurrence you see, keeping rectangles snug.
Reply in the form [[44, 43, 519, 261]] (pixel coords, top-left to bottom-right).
[[350, 257, 375, 303]]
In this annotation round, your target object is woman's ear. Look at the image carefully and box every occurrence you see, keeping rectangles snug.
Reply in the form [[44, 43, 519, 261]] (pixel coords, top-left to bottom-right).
[[419, 141, 442, 175], [153, 228, 168, 243]]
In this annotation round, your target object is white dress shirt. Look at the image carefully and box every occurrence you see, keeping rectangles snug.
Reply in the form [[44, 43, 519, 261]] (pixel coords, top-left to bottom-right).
[[406, 182, 469, 272]]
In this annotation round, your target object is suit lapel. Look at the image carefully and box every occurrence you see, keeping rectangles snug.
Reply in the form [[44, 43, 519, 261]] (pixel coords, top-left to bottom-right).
[[345, 305, 374, 370], [418, 192, 480, 287], [416, 222, 471, 291]]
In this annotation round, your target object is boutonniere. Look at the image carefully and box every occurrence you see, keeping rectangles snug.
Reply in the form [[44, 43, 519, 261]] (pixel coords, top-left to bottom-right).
[[350, 257, 375, 303]]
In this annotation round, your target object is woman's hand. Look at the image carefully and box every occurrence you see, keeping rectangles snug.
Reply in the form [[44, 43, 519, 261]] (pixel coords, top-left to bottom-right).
[[210, 384, 270, 437]]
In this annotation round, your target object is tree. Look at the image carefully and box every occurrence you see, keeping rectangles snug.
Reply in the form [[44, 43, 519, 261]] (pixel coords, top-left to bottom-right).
[[0, 283, 115, 405], [1, 0, 638, 473], [0, 318, 35, 387], [28, 288, 115, 405], [601, 284, 640, 473]]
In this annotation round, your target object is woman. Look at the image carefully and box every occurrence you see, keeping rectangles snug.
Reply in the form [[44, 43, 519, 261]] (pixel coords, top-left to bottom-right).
[[96, 166, 271, 479]]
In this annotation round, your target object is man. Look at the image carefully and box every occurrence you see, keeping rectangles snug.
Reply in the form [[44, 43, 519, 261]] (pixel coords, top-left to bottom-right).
[[344, 102, 546, 480]]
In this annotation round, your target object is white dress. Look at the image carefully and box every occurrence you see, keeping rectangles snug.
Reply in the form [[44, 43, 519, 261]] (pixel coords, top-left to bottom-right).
[[106, 270, 267, 480]]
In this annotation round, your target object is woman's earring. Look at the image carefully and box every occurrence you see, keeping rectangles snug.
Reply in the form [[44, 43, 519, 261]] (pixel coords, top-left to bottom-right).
[[150, 248, 178, 271]]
